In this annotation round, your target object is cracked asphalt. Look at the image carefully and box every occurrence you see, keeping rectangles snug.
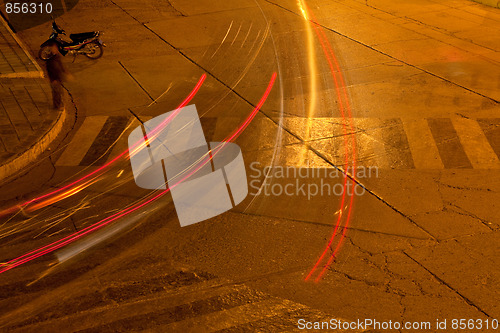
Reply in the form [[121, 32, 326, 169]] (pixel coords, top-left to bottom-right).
[[0, 0, 499, 331]]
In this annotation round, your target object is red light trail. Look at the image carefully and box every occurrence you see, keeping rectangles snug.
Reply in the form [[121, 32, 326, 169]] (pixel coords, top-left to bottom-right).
[[0, 72, 277, 274], [301, 2, 358, 282]]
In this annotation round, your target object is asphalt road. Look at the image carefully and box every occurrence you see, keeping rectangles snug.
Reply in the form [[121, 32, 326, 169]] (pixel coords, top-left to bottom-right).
[[0, 0, 499, 331]]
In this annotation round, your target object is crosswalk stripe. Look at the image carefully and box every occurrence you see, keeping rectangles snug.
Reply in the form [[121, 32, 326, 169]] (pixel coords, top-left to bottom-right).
[[427, 118, 473, 169], [478, 118, 500, 161], [353, 120, 378, 168], [452, 118, 500, 169], [55, 116, 500, 170], [71, 287, 269, 333], [56, 116, 108, 166], [159, 298, 307, 333], [105, 116, 216, 165], [216, 307, 365, 333], [379, 118, 415, 169], [362, 118, 390, 169], [79, 116, 129, 166], [402, 118, 444, 169], [200, 117, 217, 143], [0, 256, 359, 333], [105, 116, 151, 164]]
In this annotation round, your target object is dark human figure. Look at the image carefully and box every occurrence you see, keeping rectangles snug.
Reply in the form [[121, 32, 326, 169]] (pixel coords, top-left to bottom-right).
[[45, 42, 69, 110]]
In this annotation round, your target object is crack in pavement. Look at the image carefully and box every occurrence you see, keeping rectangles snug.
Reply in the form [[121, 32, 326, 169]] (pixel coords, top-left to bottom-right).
[[117, 61, 154, 101], [164, 0, 186, 17], [364, 0, 500, 56], [435, 179, 498, 193], [403, 251, 493, 318], [239, 211, 433, 241], [445, 202, 496, 231], [403, 16, 500, 54]]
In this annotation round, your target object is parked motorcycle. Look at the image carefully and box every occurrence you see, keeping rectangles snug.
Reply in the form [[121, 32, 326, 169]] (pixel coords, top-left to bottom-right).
[[39, 21, 105, 60]]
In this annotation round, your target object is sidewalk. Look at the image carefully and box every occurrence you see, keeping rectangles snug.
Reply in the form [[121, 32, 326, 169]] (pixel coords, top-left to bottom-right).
[[0, 15, 67, 182], [471, 0, 500, 8]]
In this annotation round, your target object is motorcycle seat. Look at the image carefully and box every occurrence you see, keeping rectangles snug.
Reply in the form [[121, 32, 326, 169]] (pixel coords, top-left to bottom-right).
[[70, 32, 97, 42]]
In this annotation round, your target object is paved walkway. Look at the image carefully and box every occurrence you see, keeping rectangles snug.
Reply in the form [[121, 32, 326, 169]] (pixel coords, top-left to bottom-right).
[[472, 0, 500, 8], [0, 15, 65, 181], [0, 17, 40, 77]]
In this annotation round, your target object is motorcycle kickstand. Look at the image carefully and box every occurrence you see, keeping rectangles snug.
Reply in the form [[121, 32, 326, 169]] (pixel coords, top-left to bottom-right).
[[72, 54, 76, 63]]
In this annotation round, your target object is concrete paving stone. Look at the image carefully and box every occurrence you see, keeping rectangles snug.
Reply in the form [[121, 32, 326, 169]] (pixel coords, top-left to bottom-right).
[[461, 3, 500, 21], [375, 38, 467, 64], [405, 232, 500, 318], [11, 64, 28, 72], [114, 54, 207, 101], [3, 55, 21, 61], [268, 0, 500, 106], [478, 118, 500, 159], [0, 119, 10, 129], [0, 151, 13, 160], [447, 6, 500, 24], [0, 19, 54, 177], [12, 123, 34, 135], [431, 0, 477, 8], [0, 105, 10, 124], [422, 61, 500, 102], [2, 108, 26, 127], [171, 0, 257, 16], [408, 9, 486, 34], [436, 171, 500, 230], [243, 250, 487, 322], [2, 48, 18, 55], [0, 124, 17, 135], [146, 7, 266, 50], [244, 170, 433, 239], [0, 134, 20, 152], [360, 0, 452, 16], [18, 105, 43, 130], [41, 119, 55, 127], [400, 21, 499, 60], [0, 60, 15, 69], [410, 209, 492, 240], [341, 61, 421, 88], [0, 140, 7, 153], [0, 51, 15, 58], [454, 26, 500, 52], [337, 0, 398, 21], [65, 60, 153, 116], [318, 12, 428, 47], [110, 0, 184, 22]]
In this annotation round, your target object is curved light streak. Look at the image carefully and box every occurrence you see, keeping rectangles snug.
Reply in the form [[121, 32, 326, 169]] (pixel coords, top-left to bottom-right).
[[0, 72, 277, 274], [300, 1, 357, 282], [298, 0, 318, 165], [0, 74, 207, 218]]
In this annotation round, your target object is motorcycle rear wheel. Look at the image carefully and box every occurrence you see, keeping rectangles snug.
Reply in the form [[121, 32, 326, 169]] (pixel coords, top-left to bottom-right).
[[83, 42, 103, 59], [38, 46, 54, 60]]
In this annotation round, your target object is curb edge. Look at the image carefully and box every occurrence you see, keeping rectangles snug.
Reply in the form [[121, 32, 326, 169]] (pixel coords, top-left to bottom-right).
[[470, 0, 500, 8], [0, 98, 70, 182]]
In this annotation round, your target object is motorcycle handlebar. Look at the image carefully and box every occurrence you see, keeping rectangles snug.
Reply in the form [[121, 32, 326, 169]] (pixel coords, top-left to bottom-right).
[[52, 21, 65, 34]]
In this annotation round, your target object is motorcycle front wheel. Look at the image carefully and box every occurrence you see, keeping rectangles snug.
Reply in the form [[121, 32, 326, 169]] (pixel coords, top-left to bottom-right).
[[83, 42, 103, 59], [38, 46, 54, 60]]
